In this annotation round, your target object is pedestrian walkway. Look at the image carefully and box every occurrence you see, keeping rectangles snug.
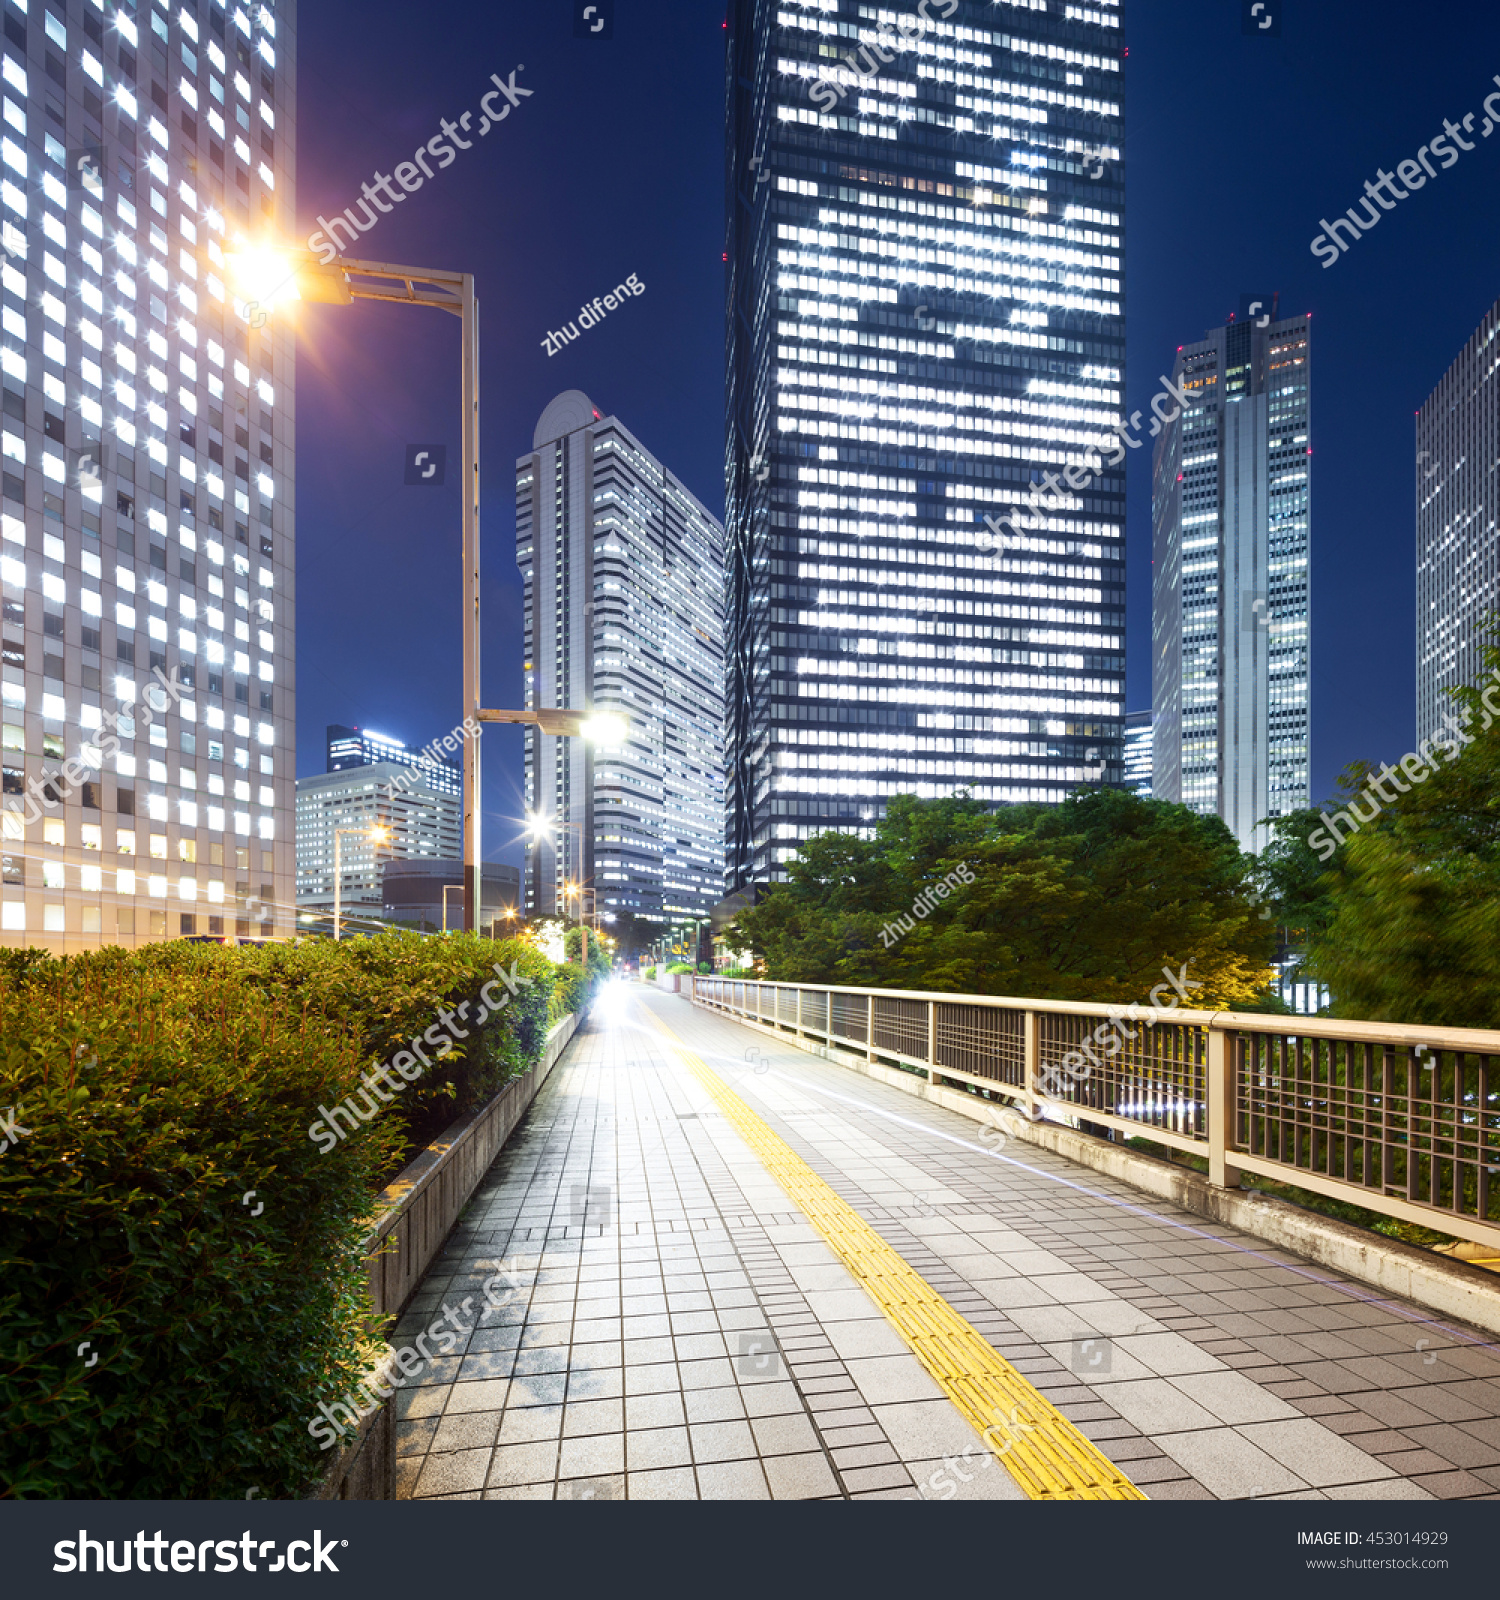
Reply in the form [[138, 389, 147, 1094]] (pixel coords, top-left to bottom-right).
[[391, 984, 1500, 1501]]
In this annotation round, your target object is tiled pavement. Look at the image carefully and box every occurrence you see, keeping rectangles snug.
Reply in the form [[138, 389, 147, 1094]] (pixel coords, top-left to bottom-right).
[[393, 985, 1500, 1501]]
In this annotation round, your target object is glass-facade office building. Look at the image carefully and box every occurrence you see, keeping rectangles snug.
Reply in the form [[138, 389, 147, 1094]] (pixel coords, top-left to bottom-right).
[[0, 0, 295, 950], [1151, 312, 1311, 853], [724, 0, 1126, 888], [1416, 296, 1500, 745], [517, 390, 725, 930]]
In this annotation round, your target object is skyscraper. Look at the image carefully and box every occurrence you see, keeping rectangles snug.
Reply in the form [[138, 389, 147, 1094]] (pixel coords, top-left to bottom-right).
[[1123, 708, 1151, 799], [724, 0, 1126, 889], [0, 0, 296, 951], [1416, 296, 1500, 743], [1151, 309, 1311, 853], [517, 390, 725, 931]]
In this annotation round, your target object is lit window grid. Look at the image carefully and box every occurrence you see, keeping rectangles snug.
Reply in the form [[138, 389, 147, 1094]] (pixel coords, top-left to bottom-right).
[[0, 1, 293, 950]]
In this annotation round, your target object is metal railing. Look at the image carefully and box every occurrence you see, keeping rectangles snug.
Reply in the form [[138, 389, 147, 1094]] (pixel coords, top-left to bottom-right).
[[692, 976, 1500, 1252]]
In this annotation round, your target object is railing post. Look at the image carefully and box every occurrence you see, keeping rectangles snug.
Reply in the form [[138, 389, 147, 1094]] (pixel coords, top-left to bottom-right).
[[1024, 1008, 1039, 1121], [867, 993, 876, 1063], [1207, 1024, 1241, 1189], [796, 986, 803, 1038], [927, 1000, 937, 1086]]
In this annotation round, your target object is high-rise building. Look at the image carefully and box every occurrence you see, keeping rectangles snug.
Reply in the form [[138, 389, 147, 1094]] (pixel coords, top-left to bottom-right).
[[0, 0, 296, 951], [1123, 708, 1151, 799], [724, 0, 1126, 888], [325, 722, 461, 798], [295, 760, 459, 921], [1151, 310, 1311, 854], [517, 390, 725, 929], [1416, 296, 1500, 743]]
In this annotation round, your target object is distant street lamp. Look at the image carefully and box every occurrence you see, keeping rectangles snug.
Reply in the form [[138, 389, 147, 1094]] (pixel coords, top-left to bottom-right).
[[442, 883, 463, 934], [333, 823, 388, 941]]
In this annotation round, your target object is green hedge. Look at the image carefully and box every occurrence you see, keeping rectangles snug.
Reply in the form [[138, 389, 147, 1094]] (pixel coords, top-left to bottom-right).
[[0, 932, 593, 1499]]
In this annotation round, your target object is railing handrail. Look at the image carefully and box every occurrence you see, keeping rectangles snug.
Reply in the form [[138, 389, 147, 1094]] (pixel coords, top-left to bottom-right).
[[698, 976, 1500, 1053]]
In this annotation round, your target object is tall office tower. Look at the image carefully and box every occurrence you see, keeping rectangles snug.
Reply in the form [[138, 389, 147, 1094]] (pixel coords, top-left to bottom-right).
[[1123, 708, 1151, 798], [1151, 309, 1311, 854], [1416, 296, 1500, 743], [517, 390, 726, 929], [0, 0, 296, 952], [294, 761, 459, 922], [325, 722, 461, 798], [723, 0, 1126, 889]]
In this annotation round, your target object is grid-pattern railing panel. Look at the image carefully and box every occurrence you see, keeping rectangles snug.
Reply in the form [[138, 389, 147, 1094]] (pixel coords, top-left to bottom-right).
[[831, 991, 868, 1046], [1237, 1036, 1500, 1227], [1035, 1013, 1209, 1141], [934, 1002, 1024, 1086], [872, 995, 927, 1060], [690, 978, 1500, 1242]]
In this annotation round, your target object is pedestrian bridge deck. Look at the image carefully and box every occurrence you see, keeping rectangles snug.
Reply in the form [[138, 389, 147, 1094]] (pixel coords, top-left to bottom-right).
[[391, 985, 1500, 1501]]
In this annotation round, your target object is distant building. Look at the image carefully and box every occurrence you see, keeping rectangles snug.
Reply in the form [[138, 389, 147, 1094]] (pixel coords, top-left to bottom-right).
[[1124, 711, 1153, 799], [381, 859, 521, 934], [1152, 309, 1311, 853], [325, 723, 461, 798], [295, 763, 458, 921], [1416, 296, 1500, 743], [517, 390, 725, 930]]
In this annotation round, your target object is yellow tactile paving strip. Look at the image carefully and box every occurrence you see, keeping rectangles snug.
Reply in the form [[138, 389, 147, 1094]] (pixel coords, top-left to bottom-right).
[[645, 1006, 1146, 1502]]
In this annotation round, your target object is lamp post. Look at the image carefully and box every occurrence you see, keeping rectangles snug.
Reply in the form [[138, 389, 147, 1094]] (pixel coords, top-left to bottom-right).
[[333, 823, 388, 942], [228, 246, 631, 934], [442, 883, 463, 934]]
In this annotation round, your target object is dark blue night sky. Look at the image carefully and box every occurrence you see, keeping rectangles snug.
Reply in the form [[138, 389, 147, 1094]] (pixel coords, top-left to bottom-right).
[[293, 0, 1500, 871]]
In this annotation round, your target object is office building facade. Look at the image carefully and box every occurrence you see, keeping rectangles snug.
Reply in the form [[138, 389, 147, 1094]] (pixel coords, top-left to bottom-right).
[[1151, 311, 1311, 853], [1123, 708, 1151, 799], [1416, 296, 1500, 743], [295, 760, 458, 921], [326, 722, 461, 797], [724, 0, 1126, 888], [381, 858, 520, 933], [517, 389, 725, 929], [0, 0, 296, 950]]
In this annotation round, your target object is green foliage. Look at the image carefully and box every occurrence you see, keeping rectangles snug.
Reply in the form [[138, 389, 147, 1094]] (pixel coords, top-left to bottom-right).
[[729, 790, 1277, 1006], [1299, 645, 1500, 1027], [665, 962, 695, 975], [643, 965, 657, 981], [0, 933, 593, 1499]]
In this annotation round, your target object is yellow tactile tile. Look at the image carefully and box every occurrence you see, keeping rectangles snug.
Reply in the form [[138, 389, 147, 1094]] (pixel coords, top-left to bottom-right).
[[643, 1006, 1146, 1502]]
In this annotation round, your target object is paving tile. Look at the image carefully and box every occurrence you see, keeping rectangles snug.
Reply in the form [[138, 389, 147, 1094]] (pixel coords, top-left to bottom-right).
[[414, 1447, 494, 1498], [763, 1451, 842, 1500]]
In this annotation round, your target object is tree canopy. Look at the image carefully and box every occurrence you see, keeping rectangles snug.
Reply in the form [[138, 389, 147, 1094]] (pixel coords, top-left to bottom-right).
[[729, 789, 1277, 1006]]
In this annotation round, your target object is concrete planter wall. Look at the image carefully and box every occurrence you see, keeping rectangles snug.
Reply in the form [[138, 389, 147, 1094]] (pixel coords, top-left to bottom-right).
[[308, 1007, 583, 1500], [656, 972, 681, 992]]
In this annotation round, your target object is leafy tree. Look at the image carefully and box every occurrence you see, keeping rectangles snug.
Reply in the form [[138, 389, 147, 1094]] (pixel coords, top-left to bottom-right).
[[1304, 647, 1500, 1027], [730, 790, 1276, 1005]]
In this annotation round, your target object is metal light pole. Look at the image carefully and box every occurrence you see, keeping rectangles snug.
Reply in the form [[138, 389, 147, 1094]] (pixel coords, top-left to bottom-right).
[[442, 883, 463, 934], [230, 250, 628, 939]]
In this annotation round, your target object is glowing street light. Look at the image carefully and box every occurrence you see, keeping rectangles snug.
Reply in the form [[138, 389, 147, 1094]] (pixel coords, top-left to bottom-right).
[[333, 823, 388, 942]]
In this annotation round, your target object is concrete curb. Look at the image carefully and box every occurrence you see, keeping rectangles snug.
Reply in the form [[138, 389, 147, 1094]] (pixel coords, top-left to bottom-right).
[[710, 1009, 1500, 1340]]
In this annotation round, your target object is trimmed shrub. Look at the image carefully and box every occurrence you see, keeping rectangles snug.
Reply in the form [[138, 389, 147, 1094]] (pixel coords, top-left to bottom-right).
[[0, 933, 592, 1499]]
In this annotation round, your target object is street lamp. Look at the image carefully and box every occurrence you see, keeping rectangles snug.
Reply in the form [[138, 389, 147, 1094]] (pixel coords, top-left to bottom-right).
[[230, 246, 633, 932], [333, 823, 388, 942], [442, 883, 463, 934]]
